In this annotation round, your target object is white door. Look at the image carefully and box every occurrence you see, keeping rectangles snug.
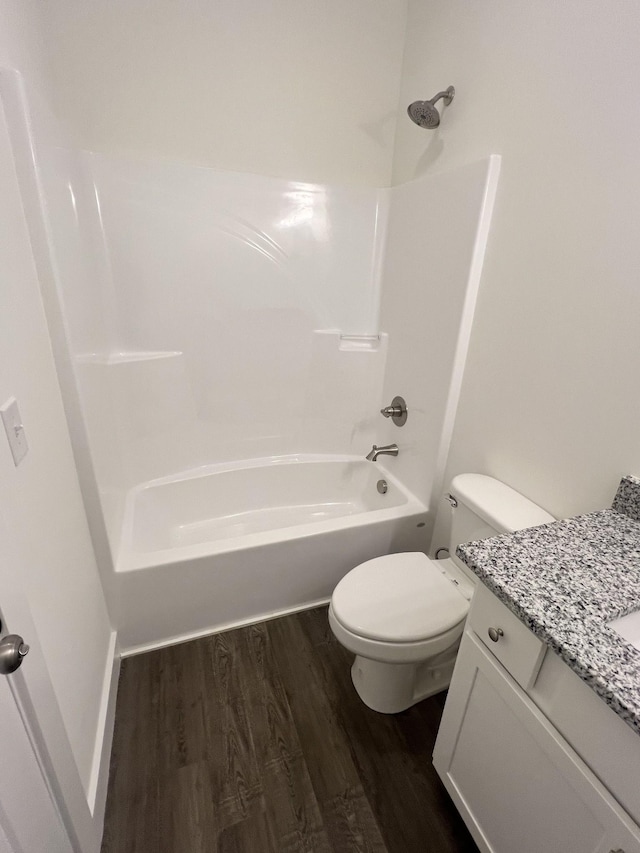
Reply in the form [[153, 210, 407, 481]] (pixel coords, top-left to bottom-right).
[[0, 623, 72, 853], [0, 514, 96, 852]]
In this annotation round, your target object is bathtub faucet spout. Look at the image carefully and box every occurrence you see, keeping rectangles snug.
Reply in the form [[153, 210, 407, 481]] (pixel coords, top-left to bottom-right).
[[366, 443, 399, 462]]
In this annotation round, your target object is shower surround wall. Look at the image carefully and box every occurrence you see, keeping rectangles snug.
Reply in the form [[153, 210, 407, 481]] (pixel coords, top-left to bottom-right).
[[66, 156, 497, 541], [378, 157, 500, 514]]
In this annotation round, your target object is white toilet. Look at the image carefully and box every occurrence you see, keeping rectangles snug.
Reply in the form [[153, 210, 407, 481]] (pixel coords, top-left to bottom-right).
[[328, 473, 554, 713]]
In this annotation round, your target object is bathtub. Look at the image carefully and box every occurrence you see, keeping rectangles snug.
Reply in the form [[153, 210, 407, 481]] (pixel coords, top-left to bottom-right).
[[115, 454, 428, 653]]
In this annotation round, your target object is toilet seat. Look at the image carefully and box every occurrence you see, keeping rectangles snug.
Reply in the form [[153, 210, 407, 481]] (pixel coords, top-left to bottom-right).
[[328, 601, 465, 665], [331, 552, 469, 644]]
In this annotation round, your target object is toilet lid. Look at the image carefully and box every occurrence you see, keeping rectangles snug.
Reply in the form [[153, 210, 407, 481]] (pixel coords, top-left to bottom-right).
[[331, 552, 469, 643]]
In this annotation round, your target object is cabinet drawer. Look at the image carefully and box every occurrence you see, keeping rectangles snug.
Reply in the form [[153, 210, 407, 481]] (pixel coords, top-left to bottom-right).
[[469, 583, 545, 689]]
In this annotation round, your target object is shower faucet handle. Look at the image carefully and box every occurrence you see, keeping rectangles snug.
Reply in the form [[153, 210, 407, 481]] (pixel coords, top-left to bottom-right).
[[380, 396, 407, 427], [381, 405, 403, 417]]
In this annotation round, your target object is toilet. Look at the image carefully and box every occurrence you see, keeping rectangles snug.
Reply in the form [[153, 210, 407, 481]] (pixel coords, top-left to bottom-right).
[[328, 473, 554, 713]]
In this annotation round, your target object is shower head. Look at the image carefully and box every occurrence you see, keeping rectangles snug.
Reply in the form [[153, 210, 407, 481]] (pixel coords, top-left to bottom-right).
[[407, 86, 455, 129]]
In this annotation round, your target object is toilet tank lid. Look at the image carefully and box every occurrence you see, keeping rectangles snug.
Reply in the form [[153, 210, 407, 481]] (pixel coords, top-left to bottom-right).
[[450, 474, 555, 533]]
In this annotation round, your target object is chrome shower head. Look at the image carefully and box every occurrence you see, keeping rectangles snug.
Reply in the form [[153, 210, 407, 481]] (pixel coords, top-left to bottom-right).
[[407, 86, 455, 129]]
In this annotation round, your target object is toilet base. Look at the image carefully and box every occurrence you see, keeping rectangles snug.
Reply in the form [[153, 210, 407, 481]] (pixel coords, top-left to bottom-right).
[[350, 648, 458, 714]]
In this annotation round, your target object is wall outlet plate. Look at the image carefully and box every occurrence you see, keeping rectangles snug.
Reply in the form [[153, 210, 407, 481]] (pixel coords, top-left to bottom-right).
[[1, 397, 28, 466]]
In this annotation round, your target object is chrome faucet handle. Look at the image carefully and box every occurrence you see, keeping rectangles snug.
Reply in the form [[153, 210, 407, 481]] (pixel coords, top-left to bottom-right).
[[381, 405, 403, 417], [379, 396, 407, 426]]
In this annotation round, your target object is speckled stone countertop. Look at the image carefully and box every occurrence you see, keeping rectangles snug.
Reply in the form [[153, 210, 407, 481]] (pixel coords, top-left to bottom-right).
[[457, 475, 640, 736]]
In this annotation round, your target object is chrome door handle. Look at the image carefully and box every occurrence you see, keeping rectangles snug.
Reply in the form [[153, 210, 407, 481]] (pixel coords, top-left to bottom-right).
[[0, 634, 30, 674], [487, 627, 504, 643]]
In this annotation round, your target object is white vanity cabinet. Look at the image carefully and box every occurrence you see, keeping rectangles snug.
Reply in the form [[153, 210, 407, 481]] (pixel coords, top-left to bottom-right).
[[433, 585, 640, 853]]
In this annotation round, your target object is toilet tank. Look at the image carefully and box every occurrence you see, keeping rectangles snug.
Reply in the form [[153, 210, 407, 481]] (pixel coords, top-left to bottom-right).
[[448, 474, 554, 574]]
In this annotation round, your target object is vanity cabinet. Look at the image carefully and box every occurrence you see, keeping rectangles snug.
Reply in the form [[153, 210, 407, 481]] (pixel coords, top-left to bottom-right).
[[433, 587, 640, 853]]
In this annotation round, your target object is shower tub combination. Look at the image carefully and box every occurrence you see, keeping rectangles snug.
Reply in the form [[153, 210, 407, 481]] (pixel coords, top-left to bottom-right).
[[115, 454, 427, 653]]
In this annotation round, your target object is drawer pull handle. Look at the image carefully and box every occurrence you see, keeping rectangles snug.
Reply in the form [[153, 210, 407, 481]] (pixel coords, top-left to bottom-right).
[[488, 627, 504, 643]]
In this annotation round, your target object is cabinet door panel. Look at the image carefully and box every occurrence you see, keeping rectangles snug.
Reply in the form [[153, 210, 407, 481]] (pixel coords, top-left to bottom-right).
[[433, 632, 640, 853]]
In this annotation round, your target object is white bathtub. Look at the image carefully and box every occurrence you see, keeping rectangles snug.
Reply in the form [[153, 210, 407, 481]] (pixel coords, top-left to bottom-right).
[[115, 455, 428, 653]]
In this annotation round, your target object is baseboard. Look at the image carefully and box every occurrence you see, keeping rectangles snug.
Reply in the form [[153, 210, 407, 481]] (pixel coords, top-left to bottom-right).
[[86, 630, 120, 826], [120, 597, 330, 658]]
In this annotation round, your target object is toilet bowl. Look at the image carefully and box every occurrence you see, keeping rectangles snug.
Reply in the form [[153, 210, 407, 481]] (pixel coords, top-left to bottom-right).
[[328, 551, 473, 713]]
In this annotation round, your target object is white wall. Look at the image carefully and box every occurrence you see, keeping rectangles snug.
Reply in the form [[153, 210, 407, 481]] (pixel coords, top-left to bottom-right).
[[393, 0, 640, 547], [40, 0, 408, 187], [0, 0, 113, 811]]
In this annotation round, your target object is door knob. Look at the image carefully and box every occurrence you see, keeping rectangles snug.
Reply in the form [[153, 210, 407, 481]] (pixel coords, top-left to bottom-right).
[[0, 634, 30, 674]]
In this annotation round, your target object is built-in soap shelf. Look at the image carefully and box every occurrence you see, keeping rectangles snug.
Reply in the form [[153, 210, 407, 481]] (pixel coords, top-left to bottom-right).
[[339, 334, 382, 352], [75, 350, 183, 365], [313, 330, 384, 353]]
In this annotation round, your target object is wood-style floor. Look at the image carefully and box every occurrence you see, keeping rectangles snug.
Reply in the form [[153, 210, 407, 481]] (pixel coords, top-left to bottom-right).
[[101, 607, 478, 853]]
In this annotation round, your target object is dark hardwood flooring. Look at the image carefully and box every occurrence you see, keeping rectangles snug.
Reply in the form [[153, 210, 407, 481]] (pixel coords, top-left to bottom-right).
[[101, 607, 478, 853]]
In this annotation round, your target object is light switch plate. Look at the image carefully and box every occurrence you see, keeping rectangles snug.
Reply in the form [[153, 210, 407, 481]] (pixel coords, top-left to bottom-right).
[[1, 397, 28, 466]]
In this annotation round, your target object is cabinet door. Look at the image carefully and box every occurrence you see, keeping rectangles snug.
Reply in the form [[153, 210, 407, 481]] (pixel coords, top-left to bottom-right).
[[433, 632, 640, 853]]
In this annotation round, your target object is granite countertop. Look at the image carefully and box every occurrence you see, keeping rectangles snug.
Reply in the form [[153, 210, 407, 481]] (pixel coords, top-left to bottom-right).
[[457, 474, 640, 736]]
